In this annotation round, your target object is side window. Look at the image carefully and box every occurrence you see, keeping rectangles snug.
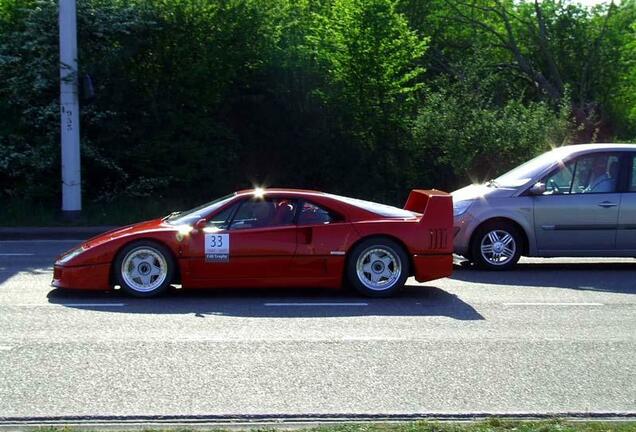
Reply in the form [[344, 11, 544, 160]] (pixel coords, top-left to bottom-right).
[[543, 161, 575, 195], [297, 201, 338, 225], [571, 154, 619, 194], [543, 153, 619, 195], [630, 154, 636, 192], [229, 198, 297, 230], [207, 204, 237, 230]]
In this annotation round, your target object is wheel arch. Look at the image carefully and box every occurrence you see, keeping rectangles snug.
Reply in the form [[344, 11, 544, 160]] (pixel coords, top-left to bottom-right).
[[109, 237, 181, 286]]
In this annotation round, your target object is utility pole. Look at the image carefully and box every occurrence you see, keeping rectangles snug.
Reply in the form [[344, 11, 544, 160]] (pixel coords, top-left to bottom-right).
[[59, 0, 81, 218]]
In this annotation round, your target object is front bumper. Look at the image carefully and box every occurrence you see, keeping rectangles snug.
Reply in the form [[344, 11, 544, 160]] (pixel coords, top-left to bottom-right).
[[412, 254, 453, 282], [453, 213, 476, 256], [52, 263, 112, 291]]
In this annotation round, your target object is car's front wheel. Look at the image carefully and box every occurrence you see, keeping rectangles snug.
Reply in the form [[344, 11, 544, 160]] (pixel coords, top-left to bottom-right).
[[470, 222, 522, 270], [115, 241, 175, 297], [346, 237, 409, 297]]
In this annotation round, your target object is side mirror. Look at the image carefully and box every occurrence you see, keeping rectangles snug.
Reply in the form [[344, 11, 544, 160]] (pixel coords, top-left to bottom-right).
[[194, 218, 207, 231], [529, 182, 546, 195]]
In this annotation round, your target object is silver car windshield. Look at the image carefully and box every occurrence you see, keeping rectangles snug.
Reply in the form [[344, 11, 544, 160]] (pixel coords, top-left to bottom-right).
[[165, 193, 236, 225], [325, 194, 418, 218], [494, 148, 568, 188]]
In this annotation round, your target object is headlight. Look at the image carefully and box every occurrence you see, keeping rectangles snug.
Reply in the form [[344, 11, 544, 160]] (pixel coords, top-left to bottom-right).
[[57, 245, 86, 264], [453, 200, 474, 217]]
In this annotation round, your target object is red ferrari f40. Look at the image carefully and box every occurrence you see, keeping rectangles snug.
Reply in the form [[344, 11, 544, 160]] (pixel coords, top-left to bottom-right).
[[53, 188, 453, 297]]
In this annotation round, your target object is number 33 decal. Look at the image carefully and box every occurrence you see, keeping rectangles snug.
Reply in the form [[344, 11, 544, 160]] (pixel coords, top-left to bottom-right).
[[205, 233, 229, 254], [208, 235, 223, 248]]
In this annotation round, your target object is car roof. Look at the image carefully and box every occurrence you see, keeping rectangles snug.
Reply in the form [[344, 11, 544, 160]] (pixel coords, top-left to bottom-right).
[[235, 188, 326, 197], [556, 143, 636, 155]]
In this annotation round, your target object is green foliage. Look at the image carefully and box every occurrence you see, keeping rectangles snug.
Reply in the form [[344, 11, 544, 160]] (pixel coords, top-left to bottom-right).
[[303, 0, 428, 201], [0, 0, 634, 219], [401, 0, 636, 140], [308, 0, 426, 122], [608, 3, 636, 137], [412, 75, 572, 189]]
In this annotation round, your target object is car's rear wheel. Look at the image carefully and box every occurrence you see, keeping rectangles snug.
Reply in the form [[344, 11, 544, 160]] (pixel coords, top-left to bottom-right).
[[470, 221, 522, 270], [115, 241, 174, 297], [347, 238, 409, 297]]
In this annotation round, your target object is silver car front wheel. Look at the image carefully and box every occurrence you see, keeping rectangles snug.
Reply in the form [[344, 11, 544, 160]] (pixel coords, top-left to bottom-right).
[[480, 229, 516, 266], [471, 222, 522, 270]]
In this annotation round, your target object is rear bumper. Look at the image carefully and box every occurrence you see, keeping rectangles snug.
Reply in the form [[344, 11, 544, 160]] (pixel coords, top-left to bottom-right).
[[52, 263, 112, 291], [412, 254, 453, 282]]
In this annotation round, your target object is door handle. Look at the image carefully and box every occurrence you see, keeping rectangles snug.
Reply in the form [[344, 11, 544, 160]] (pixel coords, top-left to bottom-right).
[[597, 201, 618, 208]]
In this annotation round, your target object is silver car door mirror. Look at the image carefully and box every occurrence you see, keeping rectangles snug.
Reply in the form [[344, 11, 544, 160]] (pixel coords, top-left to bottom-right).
[[529, 182, 546, 195]]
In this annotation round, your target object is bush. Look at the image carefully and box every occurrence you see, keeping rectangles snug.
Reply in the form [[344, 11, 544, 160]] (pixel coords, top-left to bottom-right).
[[412, 79, 573, 190]]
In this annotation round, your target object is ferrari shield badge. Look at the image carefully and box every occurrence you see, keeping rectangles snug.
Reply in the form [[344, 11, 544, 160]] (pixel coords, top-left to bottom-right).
[[204, 233, 229, 262]]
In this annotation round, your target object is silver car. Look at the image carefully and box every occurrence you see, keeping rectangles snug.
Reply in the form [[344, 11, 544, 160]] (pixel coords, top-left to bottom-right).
[[452, 143, 636, 270]]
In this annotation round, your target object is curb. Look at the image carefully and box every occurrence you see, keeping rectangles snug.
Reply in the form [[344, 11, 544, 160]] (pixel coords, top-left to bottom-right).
[[0, 226, 117, 240], [0, 413, 635, 430]]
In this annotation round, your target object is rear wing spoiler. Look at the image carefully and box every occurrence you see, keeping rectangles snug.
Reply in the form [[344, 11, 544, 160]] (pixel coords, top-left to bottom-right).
[[404, 189, 453, 251], [404, 189, 453, 219]]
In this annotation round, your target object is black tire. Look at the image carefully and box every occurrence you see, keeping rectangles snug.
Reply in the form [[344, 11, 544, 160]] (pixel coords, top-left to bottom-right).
[[470, 221, 522, 270], [346, 237, 409, 297], [114, 240, 175, 297]]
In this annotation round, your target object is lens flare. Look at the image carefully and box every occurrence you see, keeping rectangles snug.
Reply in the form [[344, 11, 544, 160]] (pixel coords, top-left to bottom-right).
[[203, 226, 222, 234], [253, 187, 266, 199], [175, 224, 193, 241], [177, 225, 193, 235]]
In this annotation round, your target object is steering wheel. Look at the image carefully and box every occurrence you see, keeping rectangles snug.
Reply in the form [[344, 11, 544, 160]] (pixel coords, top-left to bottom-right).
[[548, 178, 561, 194]]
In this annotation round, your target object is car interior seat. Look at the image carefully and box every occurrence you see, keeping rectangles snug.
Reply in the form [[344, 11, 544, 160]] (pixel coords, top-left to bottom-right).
[[608, 160, 619, 179], [272, 200, 295, 226]]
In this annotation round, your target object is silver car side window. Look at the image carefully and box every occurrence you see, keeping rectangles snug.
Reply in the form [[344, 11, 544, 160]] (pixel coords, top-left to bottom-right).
[[571, 154, 619, 194], [543, 161, 575, 195], [542, 153, 620, 195]]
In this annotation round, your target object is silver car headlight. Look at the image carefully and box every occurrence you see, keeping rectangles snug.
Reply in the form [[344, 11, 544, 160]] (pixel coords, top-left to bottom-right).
[[453, 199, 474, 217], [56, 245, 86, 265]]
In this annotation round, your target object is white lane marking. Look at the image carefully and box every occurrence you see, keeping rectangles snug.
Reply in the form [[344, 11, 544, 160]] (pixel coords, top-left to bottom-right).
[[0, 253, 35, 256], [504, 302, 604, 306], [5, 303, 126, 307], [265, 302, 368, 307]]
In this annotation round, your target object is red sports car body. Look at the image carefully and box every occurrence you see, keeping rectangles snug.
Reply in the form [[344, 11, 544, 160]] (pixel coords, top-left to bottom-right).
[[53, 188, 453, 297]]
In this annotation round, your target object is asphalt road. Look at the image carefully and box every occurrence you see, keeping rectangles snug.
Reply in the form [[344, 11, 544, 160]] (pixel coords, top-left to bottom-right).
[[0, 240, 635, 420]]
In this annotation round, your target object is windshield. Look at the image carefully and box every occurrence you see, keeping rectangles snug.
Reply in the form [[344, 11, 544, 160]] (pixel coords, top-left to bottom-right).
[[166, 193, 236, 225], [326, 194, 418, 218], [493, 148, 568, 188]]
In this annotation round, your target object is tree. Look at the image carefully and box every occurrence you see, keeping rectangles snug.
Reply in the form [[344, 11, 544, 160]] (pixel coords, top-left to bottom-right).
[[307, 0, 428, 199]]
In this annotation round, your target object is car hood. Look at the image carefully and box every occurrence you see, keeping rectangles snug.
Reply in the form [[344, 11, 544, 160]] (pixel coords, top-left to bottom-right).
[[82, 218, 169, 249], [452, 184, 519, 202]]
